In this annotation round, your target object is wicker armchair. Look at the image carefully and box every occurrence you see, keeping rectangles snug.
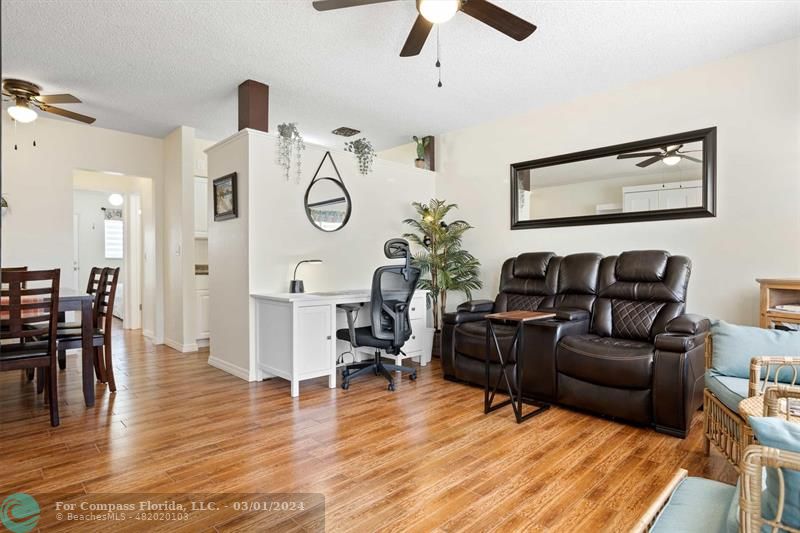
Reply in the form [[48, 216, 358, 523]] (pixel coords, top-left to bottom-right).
[[703, 334, 800, 468], [740, 386, 800, 533], [640, 386, 800, 533]]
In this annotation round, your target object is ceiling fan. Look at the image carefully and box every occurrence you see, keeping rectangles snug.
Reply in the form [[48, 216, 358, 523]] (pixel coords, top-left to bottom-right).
[[617, 145, 702, 168], [312, 0, 536, 57], [2, 78, 96, 124]]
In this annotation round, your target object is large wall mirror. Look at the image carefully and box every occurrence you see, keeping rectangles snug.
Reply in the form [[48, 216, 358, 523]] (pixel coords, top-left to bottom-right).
[[511, 127, 716, 229]]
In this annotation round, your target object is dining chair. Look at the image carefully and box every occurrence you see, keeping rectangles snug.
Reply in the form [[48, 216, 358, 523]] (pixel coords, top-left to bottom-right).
[[56, 267, 120, 392], [57, 267, 103, 331], [1, 266, 32, 380], [0, 269, 62, 426], [54, 267, 104, 371]]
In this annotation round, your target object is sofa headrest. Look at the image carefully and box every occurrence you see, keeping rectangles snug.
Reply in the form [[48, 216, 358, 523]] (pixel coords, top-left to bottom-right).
[[559, 253, 602, 294], [513, 252, 556, 279], [615, 250, 669, 282]]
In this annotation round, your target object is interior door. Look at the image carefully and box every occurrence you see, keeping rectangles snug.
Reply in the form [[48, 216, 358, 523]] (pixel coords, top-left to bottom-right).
[[72, 213, 80, 289]]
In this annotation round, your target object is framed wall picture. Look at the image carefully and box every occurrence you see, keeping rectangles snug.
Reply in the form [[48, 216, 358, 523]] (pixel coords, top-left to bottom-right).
[[213, 172, 238, 221]]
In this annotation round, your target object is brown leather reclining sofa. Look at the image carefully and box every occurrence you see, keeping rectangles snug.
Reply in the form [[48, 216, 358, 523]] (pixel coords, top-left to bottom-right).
[[441, 250, 709, 438]]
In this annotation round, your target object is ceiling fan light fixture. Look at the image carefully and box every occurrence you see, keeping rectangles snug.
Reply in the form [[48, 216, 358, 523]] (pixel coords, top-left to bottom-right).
[[662, 155, 681, 166], [418, 0, 459, 24], [7, 99, 37, 123]]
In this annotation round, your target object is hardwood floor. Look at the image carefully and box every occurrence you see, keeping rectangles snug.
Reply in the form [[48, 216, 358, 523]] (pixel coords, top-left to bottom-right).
[[0, 328, 736, 532]]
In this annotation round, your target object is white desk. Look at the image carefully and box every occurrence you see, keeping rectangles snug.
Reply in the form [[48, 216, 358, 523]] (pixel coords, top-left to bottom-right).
[[251, 289, 431, 397]]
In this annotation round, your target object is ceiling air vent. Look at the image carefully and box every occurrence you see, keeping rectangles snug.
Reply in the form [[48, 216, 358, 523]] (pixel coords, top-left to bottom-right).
[[331, 126, 361, 137]]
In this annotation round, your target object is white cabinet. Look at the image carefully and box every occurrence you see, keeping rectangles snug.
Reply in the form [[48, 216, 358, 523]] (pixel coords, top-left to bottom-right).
[[295, 305, 333, 377], [622, 180, 702, 212], [623, 190, 660, 212], [196, 288, 210, 340], [194, 177, 208, 238]]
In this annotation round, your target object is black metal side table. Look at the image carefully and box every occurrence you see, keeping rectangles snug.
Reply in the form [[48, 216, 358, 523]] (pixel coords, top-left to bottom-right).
[[484, 310, 555, 423]]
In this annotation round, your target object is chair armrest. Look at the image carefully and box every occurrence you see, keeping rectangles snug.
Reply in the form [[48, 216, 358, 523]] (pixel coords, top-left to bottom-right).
[[749, 356, 800, 397], [763, 385, 800, 417], [456, 299, 495, 313], [539, 307, 590, 321], [654, 332, 706, 352], [443, 310, 491, 325], [337, 303, 363, 348], [741, 445, 800, 533], [665, 314, 710, 335]]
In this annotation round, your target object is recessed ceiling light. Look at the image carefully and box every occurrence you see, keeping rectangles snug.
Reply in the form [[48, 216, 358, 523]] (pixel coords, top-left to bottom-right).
[[108, 193, 124, 206], [331, 127, 360, 137]]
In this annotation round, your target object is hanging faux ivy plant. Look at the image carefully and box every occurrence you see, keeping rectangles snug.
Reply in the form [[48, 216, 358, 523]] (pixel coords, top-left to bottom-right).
[[276, 122, 305, 183], [344, 137, 375, 175]]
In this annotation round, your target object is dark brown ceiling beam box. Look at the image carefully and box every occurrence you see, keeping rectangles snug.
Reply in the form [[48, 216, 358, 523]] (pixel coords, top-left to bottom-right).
[[238, 80, 269, 133]]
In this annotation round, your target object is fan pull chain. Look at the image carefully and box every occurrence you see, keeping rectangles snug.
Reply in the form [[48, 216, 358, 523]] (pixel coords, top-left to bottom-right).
[[436, 25, 443, 88], [13, 119, 18, 150], [32, 117, 37, 147]]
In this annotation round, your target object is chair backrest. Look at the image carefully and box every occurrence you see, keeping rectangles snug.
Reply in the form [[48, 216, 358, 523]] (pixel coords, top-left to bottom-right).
[[370, 264, 421, 349], [591, 250, 691, 341], [2, 266, 29, 289], [95, 267, 120, 331], [494, 252, 559, 312], [550, 253, 603, 313], [0, 269, 60, 349], [86, 267, 104, 297]]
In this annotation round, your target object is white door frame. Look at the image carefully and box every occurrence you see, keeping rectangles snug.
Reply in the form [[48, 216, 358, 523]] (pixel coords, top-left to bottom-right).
[[72, 213, 81, 289], [123, 192, 143, 330]]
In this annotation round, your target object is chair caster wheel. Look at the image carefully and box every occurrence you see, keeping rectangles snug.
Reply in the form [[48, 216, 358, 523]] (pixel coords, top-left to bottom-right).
[[342, 382, 350, 390], [387, 383, 395, 391], [410, 373, 417, 381]]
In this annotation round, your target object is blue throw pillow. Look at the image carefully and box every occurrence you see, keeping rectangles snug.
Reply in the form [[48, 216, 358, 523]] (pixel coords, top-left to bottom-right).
[[711, 320, 800, 381], [748, 416, 800, 530]]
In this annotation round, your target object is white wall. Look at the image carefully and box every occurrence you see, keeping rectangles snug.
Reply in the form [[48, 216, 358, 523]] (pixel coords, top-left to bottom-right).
[[436, 38, 800, 325], [377, 141, 418, 167], [206, 129, 436, 379], [1, 115, 167, 341]]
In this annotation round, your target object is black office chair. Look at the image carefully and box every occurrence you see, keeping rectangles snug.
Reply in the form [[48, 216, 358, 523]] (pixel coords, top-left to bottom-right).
[[337, 238, 421, 391]]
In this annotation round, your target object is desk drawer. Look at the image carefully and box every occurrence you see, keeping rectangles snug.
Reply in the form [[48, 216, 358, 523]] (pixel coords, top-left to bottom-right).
[[403, 318, 425, 353], [408, 299, 426, 321]]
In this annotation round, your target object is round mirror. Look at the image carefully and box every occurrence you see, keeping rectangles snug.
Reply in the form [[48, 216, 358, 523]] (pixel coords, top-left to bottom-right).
[[304, 177, 352, 232]]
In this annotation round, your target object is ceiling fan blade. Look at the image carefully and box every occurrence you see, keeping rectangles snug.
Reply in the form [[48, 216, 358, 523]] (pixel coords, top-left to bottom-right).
[[400, 15, 433, 57], [312, 0, 397, 11], [677, 150, 702, 153], [37, 104, 96, 124], [617, 152, 663, 159], [460, 0, 536, 41], [680, 155, 702, 163], [636, 155, 663, 168], [34, 93, 81, 104]]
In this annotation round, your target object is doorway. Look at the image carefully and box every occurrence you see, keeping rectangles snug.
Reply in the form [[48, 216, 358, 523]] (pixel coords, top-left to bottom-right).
[[72, 170, 155, 333]]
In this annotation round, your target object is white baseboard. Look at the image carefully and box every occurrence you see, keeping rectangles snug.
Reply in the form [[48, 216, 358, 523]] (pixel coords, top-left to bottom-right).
[[142, 329, 154, 339], [165, 338, 199, 353], [197, 338, 210, 348], [208, 356, 251, 381]]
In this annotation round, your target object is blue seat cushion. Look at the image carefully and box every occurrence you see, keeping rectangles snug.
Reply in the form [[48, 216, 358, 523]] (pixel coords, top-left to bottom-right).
[[710, 320, 800, 381], [748, 416, 800, 530], [705, 370, 749, 414], [650, 477, 737, 533]]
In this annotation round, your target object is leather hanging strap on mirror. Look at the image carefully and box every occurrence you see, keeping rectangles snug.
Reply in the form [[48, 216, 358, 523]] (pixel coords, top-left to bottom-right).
[[310, 151, 345, 187]]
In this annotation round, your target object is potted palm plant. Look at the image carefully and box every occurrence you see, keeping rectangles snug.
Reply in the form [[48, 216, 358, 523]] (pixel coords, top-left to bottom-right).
[[404, 199, 482, 356]]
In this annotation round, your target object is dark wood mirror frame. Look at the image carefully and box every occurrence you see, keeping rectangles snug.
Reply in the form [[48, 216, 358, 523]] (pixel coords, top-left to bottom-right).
[[510, 127, 717, 229]]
